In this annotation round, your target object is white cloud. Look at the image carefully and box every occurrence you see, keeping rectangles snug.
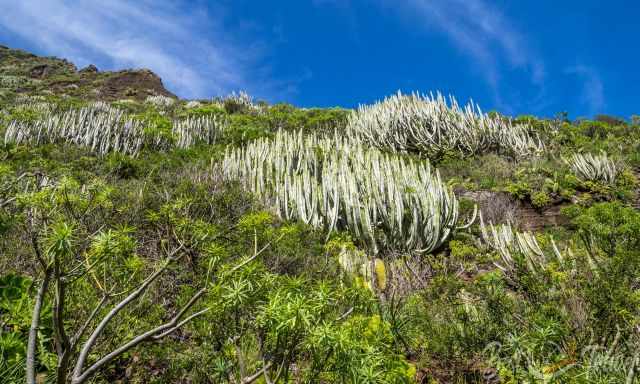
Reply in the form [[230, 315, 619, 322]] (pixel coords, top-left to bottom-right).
[[0, 0, 259, 98], [565, 65, 605, 114]]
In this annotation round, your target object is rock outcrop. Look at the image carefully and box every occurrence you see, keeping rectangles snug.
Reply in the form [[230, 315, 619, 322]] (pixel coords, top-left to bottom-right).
[[0, 46, 176, 101]]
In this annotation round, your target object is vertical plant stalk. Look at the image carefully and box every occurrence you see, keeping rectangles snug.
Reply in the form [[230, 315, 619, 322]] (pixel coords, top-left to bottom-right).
[[345, 91, 544, 158], [26, 268, 52, 384], [4, 103, 227, 157], [563, 152, 619, 184], [222, 129, 469, 254]]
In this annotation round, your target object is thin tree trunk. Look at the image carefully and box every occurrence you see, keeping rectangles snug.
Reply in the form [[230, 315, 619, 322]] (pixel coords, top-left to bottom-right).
[[26, 269, 52, 384], [53, 258, 72, 384]]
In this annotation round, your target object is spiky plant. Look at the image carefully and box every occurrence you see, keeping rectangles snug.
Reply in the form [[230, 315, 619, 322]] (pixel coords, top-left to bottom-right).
[[479, 213, 574, 281], [225, 91, 253, 106], [222, 91, 263, 114], [346, 91, 543, 158], [10, 101, 53, 114], [223, 129, 474, 254], [4, 104, 146, 156], [4, 104, 226, 156], [564, 152, 619, 184], [172, 115, 226, 149], [145, 95, 176, 108], [185, 100, 202, 109], [14, 94, 47, 103]]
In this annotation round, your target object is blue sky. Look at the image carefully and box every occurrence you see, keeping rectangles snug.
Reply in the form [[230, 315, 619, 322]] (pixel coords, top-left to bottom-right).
[[0, 0, 637, 119]]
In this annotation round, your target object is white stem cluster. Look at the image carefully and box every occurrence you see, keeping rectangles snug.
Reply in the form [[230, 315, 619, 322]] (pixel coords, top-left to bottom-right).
[[222, 91, 264, 114], [172, 115, 225, 149], [480, 213, 564, 275], [4, 105, 145, 156], [4, 105, 226, 156], [144, 95, 176, 108], [226, 90, 253, 106], [11, 101, 53, 114], [223, 129, 468, 254], [347, 91, 544, 158], [0, 75, 29, 88], [564, 152, 619, 184], [185, 100, 202, 109]]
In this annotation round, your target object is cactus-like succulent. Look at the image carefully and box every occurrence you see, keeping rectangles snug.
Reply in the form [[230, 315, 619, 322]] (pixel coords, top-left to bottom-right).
[[221, 91, 263, 114], [4, 104, 146, 156], [564, 152, 619, 184], [145, 95, 176, 108], [223, 129, 473, 254], [185, 100, 202, 109], [337, 246, 387, 292], [479, 213, 564, 276], [347, 91, 544, 158], [172, 115, 226, 149], [4, 104, 226, 156]]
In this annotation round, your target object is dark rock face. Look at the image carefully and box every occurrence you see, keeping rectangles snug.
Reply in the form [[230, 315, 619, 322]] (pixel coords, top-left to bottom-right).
[[79, 64, 99, 74], [97, 69, 176, 101], [0, 45, 177, 101], [459, 190, 569, 231], [29, 64, 52, 78]]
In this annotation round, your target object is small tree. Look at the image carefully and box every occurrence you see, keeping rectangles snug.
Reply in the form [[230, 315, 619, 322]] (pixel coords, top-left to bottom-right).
[[17, 175, 279, 384]]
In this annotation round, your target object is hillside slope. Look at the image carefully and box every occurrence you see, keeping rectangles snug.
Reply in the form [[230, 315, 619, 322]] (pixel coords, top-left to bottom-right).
[[1, 46, 640, 384], [0, 45, 175, 101]]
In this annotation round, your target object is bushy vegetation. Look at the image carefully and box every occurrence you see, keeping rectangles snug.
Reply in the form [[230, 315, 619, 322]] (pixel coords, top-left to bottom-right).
[[2, 74, 640, 384]]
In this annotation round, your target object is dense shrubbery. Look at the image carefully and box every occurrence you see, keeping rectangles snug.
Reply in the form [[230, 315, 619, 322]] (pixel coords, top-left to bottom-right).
[[2, 91, 640, 383]]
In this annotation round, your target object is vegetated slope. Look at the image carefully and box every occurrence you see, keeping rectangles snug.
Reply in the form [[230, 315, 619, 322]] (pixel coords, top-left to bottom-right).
[[2, 45, 640, 383], [0, 45, 175, 101]]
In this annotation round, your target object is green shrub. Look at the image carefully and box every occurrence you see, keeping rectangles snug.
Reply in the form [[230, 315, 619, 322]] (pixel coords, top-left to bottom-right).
[[531, 191, 551, 209], [105, 152, 139, 179], [504, 181, 530, 200]]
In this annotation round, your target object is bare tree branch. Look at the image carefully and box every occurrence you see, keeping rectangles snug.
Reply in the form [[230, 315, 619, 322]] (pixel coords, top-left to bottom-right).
[[228, 233, 285, 275], [242, 362, 273, 384], [71, 283, 206, 384], [151, 308, 210, 340], [72, 252, 180, 380], [71, 295, 108, 347]]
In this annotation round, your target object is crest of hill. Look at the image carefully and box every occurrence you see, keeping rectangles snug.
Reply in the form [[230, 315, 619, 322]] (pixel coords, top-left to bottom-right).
[[0, 44, 176, 101]]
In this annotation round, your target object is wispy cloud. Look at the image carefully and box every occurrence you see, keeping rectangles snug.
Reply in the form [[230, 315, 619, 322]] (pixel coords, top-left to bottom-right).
[[376, 0, 545, 110], [0, 0, 270, 99], [565, 65, 605, 115]]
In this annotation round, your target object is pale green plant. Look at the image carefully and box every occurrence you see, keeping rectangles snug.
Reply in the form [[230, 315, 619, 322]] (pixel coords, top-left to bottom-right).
[[346, 91, 544, 158], [479, 213, 566, 276], [4, 104, 226, 156], [0, 75, 29, 88], [564, 152, 619, 184], [172, 115, 226, 149], [185, 100, 202, 109], [4, 104, 146, 156], [484, 330, 640, 383], [222, 90, 263, 114], [144, 95, 176, 108], [223, 129, 474, 254]]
